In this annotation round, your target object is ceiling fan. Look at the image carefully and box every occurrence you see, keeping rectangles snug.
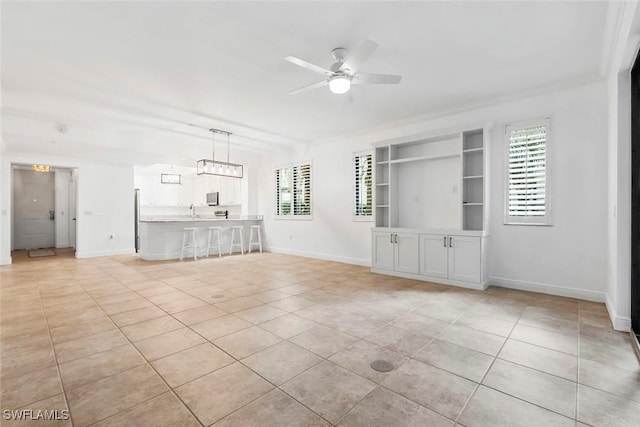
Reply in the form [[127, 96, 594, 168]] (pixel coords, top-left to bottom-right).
[[285, 39, 402, 95]]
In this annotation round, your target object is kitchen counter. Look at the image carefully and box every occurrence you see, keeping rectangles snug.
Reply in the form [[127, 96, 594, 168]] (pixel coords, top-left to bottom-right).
[[138, 216, 264, 260], [140, 215, 263, 222]]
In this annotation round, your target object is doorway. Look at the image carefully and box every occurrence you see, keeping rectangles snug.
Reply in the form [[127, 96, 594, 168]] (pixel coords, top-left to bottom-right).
[[11, 165, 77, 255], [13, 168, 55, 250], [631, 56, 640, 341]]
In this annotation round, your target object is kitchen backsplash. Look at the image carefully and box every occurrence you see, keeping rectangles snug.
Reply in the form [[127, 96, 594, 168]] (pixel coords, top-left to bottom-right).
[[140, 204, 241, 218]]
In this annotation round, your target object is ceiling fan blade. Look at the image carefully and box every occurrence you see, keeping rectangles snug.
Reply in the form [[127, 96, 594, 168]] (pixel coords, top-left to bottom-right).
[[340, 39, 378, 74], [285, 56, 333, 76], [288, 80, 328, 95], [353, 73, 402, 84]]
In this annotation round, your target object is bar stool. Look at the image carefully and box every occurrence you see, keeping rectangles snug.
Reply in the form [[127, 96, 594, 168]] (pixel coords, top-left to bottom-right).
[[180, 227, 199, 261], [248, 225, 263, 253], [229, 225, 244, 255], [206, 226, 223, 258]]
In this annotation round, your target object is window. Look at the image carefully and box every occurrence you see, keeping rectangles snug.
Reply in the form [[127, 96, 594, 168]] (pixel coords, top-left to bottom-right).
[[505, 118, 551, 225], [353, 151, 373, 220], [275, 162, 312, 218]]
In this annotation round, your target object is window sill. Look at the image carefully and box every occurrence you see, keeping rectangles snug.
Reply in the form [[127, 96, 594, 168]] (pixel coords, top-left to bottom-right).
[[275, 216, 313, 221]]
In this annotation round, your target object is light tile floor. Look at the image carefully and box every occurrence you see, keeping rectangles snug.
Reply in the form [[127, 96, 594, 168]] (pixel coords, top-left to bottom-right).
[[1, 250, 639, 426]]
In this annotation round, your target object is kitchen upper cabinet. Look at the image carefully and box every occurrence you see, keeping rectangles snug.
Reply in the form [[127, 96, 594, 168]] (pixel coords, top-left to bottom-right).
[[136, 173, 155, 205], [220, 178, 241, 205], [372, 231, 419, 274]]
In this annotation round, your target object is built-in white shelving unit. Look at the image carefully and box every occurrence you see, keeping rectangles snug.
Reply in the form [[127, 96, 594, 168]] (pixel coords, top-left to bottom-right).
[[371, 126, 490, 290]]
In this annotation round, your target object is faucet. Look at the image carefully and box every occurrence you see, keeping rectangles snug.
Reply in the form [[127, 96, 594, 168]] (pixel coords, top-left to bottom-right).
[[189, 204, 196, 219]]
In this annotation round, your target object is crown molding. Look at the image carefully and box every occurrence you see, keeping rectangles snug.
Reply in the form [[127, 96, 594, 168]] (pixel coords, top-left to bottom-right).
[[311, 73, 603, 146]]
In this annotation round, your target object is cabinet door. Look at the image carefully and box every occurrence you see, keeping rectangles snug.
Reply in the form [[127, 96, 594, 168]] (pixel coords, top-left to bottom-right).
[[394, 233, 419, 274], [372, 232, 395, 271], [448, 236, 481, 283], [419, 234, 448, 279]]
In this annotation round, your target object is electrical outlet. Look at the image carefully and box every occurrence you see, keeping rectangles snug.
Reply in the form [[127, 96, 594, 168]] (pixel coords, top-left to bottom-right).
[[109, 235, 113, 239]]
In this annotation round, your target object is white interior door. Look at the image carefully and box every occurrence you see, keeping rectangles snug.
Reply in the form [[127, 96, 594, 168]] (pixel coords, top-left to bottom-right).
[[13, 169, 55, 250]]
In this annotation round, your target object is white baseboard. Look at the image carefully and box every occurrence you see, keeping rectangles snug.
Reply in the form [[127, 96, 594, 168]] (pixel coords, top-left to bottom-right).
[[1, 255, 12, 266], [489, 276, 606, 303], [55, 243, 70, 249], [268, 246, 370, 267], [75, 248, 136, 259], [371, 267, 488, 290], [606, 294, 632, 332]]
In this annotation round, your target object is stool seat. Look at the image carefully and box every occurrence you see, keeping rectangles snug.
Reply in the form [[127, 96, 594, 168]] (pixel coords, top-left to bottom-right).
[[180, 227, 200, 261], [248, 225, 263, 254], [206, 226, 223, 258], [229, 225, 244, 255]]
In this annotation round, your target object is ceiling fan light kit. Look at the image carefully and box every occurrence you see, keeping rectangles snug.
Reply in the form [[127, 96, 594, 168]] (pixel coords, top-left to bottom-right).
[[285, 39, 401, 95], [329, 75, 351, 94]]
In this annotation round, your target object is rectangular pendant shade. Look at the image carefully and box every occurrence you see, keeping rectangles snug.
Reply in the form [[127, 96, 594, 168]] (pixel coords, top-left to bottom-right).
[[197, 159, 243, 178]]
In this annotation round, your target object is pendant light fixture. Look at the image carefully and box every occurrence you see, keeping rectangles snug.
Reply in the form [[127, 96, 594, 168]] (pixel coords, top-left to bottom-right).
[[196, 128, 243, 178]]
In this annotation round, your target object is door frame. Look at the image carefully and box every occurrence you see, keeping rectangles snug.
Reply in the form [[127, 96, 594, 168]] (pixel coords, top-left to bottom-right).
[[631, 54, 640, 340], [9, 163, 78, 256]]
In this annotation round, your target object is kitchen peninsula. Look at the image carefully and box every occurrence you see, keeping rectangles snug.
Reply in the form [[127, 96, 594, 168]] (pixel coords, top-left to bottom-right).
[[138, 216, 263, 260]]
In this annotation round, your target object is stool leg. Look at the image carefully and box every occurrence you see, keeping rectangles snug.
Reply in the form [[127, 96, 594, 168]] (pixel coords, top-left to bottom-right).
[[180, 231, 187, 261], [240, 230, 244, 255], [248, 228, 254, 254], [206, 229, 212, 258], [193, 230, 198, 261], [258, 229, 262, 253], [229, 228, 235, 255], [217, 230, 222, 257]]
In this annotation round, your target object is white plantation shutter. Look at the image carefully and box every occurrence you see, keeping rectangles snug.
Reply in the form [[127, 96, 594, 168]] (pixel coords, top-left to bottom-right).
[[505, 119, 551, 225], [275, 167, 292, 216], [275, 162, 312, 218], [353, 152, 373, 218], [293, 163, 311, 216]]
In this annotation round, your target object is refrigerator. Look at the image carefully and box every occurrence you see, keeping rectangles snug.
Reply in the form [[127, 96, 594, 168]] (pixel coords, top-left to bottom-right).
[[134, 188, 140, 253]]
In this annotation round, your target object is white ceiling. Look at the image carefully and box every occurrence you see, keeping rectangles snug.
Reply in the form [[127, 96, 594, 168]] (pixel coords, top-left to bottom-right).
[[1, 1, 610, 165]]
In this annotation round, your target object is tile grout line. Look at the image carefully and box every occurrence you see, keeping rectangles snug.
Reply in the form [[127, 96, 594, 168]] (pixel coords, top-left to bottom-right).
[[37, 270, 77, 427], [452, 298, 524, 425], [76, 280, 207, 427]]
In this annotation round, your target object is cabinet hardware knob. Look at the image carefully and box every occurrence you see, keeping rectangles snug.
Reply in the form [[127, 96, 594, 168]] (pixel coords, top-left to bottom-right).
[[449, 236, 453, 247], [443, 236, 447, 247]]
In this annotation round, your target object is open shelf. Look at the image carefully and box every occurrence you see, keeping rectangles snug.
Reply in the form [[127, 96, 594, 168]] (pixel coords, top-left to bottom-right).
[[463, 147, 483, 153], [389, 153, 459, 164]]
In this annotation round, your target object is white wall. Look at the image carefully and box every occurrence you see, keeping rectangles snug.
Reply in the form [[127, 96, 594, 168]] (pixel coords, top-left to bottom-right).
[[0, 153, 136, 263], [605, 1, 640, 331], [260, 82, 609, 301]]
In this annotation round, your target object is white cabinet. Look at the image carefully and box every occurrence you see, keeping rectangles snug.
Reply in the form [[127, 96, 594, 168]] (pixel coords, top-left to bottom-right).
[[372, 231, 419, 274], [372, 232, 395, 271], [448, 236, 481, 282], [419, 234, 448, 278], [420, 234, 481, 283], [220, 178, 241, 205]]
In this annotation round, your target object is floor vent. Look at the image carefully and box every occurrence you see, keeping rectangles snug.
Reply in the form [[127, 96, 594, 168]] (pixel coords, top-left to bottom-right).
[[370, 359, 394, 372]]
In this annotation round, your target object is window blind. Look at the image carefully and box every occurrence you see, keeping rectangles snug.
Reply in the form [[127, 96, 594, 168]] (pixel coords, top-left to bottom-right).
[[507, 122, 548, 221], [353, 152, 373, 217], [275, 162, 312, 218], [293, 163, 311, 216]]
